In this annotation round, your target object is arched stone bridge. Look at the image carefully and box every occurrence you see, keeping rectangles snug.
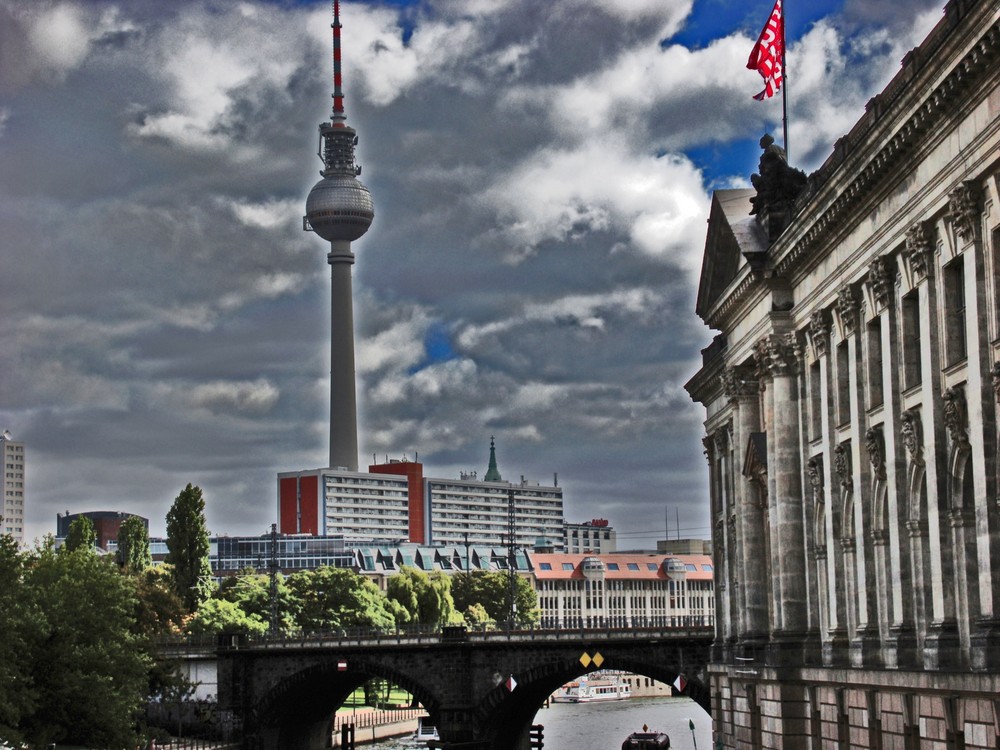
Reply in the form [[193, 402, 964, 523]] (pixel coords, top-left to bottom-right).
[[216, 625, 713, 750]]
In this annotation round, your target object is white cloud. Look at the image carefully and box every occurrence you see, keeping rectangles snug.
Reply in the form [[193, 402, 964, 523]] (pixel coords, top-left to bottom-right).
[[186, 378, 280, 416], [479, 143, 707, 264]]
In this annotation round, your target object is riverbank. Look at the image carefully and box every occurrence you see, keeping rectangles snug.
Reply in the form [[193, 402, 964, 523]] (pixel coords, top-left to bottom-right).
[[332, 707, 426, 747]]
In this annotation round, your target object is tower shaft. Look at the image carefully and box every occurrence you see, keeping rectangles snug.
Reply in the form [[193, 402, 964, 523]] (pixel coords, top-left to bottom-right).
[[329, 241, 358, 471]]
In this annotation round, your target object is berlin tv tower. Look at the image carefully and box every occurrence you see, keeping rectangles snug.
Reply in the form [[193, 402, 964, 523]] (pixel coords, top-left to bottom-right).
[[303, 0, 374, 471]]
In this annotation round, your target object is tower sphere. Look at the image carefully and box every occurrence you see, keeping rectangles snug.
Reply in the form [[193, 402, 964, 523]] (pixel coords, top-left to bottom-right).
[[305, 174, 374, 243]]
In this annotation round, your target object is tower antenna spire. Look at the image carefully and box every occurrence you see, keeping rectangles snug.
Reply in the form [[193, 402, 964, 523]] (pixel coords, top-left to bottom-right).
[[304, 0, 375, 472], [331, 0, 346, 125]]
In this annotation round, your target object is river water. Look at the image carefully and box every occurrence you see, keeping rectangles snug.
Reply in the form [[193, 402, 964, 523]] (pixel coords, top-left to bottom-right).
[[363, 696, 712, 750]]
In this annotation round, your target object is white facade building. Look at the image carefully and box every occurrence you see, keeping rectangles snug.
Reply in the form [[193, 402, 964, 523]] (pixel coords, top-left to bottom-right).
[[529, 552, 714, 629], [425, 477, 564, 549], [2, 432, 25, 545], [564, 519, 616, 554]]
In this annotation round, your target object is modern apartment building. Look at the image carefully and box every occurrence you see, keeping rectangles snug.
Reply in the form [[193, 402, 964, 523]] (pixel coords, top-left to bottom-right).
[[1, 431, 25, 545]]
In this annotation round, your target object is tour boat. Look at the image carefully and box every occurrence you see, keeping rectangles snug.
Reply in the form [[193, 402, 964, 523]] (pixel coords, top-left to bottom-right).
[[621, 730, 671, 749], [552, 673, 631, 703]]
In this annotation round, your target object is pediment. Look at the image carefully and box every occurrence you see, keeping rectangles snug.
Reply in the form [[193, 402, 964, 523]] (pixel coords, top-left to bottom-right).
[[695, 189, 768, 320]]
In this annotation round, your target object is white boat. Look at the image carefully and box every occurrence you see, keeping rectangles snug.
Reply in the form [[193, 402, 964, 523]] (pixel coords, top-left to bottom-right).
[[414, 716, 439, 742], [552, 673, 631, 703]]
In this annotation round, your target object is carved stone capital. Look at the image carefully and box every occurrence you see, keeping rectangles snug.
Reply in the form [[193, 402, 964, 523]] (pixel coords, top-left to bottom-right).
[[754, 333, 799, 379], [946, 507, 975, 528], [900, 408, 924, 467], [947, 181, 982, 243], [942, 387, 968, 446], [722, 365, 758, 401], [809, 309, 831, 358], [905, 519, 928, 539], [834, 443, 853, 490], [868, 255, 894, 312], [872, 528, 889, 546], [702, 435, 715, 463], [865, 426, 886, 482], [904, 221, 935, 282], [836, 285, 859, 337], [840, 536, 856, 552]]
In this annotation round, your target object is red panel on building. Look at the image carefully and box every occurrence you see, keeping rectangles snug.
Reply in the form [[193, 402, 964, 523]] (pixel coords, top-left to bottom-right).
[[279, 474, 320, 536], [370, 461, 425, 543], [299, 475, 319, 535], [279, 477, 298, 534]]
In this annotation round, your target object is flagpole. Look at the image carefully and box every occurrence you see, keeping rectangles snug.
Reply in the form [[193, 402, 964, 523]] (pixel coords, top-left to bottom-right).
[[781, 0, 789, 160]]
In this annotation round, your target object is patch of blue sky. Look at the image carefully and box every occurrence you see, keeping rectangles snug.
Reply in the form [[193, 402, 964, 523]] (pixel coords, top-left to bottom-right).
[[686, 137, 769, 190], [408, 320, 457, 374], [669, 0, 843, 50]]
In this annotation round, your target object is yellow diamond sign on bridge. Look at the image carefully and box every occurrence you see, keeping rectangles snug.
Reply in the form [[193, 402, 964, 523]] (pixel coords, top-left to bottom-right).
[[592, 652, 604, 668], [579, 652, 591, 668]]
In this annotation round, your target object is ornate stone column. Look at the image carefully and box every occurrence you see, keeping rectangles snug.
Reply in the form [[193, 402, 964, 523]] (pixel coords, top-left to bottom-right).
[[757, 333, 808, 657], [725, 364, 769, 643], [905, 220, 961, 669]]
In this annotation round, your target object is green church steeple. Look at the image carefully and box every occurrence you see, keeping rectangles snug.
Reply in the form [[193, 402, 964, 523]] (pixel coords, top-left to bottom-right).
[[484, 436, 502, 482]]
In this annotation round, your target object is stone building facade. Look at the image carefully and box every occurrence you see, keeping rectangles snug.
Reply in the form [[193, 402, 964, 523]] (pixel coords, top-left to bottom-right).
[[686, 1, 1000, 747]]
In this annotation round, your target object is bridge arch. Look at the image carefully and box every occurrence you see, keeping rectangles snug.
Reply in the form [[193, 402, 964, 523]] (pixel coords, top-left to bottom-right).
[[244, 656, 440, 749], [476, 650, 709, 750]]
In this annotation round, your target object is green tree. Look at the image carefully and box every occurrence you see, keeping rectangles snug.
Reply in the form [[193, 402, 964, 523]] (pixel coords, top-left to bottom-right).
[[451, 570, 539, 626], [64, 515, 96, 552], [23, 546, 152, 749], [117, 515, 152, 573], [387, 566, 458, 627], [287, 567, 395, 631], [461, 601, 494, 628], [165, 483, 213, 611], [132, 566, 186, 638], [186, 598, 268, 636], [216, 569, 295, 633], [0, 535, 35, 744]]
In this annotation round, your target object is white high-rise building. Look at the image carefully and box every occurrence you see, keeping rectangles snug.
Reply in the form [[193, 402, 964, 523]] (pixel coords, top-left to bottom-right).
[[1, 431, 26, 545]]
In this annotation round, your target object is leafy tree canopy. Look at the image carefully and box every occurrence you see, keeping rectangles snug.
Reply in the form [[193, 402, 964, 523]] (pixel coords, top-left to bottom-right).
[[165, 483, 213, 611], [186, 598, 268, 636], [387, 566, 459, 627], [117, 515, 152, 573], [451, 570, 539, 627], [288, 566, 395, 631], [64, 515, 96, 552], [23, 546, 152, 749]]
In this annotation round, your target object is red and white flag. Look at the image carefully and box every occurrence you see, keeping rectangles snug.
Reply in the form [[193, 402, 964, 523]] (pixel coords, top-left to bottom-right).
[[673, 674, 687, 693], [747, 0, 784, 100]]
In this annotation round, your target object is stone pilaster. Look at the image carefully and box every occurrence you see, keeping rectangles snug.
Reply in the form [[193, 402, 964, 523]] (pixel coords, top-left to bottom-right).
[[760, 333, 809, 661]]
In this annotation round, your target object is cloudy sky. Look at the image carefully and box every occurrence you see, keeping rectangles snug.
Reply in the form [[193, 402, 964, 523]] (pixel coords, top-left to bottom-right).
[[1, 0, 943, 548]]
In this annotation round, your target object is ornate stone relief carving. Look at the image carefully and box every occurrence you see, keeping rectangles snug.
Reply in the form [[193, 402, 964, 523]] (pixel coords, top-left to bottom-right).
[[809, 309, 831, 358], [722, 366, 758, 401], [991, 362, 1000, 405], [900, 408, 924, 467], [702, 435, 715, 463], [942, 387, 969, 446], [867, 255, 894, 312], [865, 426, 886, 481], [947, 181, 982, 243], [904, 221, 935, 282], [836, 285, 859, 337], [753, 333, 799, 378], [834, 443, 853, 490], [807, 456, 824, 502]]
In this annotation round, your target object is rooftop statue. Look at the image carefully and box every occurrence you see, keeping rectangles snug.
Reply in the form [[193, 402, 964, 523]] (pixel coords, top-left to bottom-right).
[[749, 134, 807, 241]]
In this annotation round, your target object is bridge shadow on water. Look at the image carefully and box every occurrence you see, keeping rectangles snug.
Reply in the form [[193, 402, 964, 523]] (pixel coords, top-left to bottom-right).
[[216, 624, 713, 750]]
